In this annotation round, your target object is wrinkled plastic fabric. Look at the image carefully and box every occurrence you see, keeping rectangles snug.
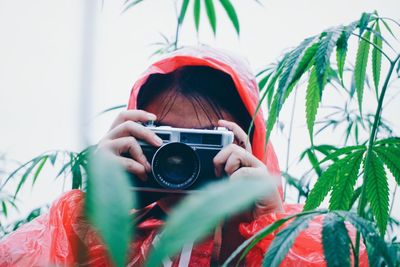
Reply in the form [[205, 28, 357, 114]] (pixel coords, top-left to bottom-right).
[[239, 204, 369, 267], [1, 46, 368, 266], [0, 190, 215, 266]]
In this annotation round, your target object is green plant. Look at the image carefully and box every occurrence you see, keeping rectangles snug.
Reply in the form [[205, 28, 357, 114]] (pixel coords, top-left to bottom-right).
[[2, 4, 400, 267]]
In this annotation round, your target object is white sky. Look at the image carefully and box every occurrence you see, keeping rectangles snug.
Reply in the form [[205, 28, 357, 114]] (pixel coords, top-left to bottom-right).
[[0, 0, 399, 232]]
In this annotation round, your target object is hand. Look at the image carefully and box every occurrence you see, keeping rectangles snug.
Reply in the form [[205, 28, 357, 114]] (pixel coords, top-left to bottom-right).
[[96, 110, 163, 181], [214, 120, 283, 217]]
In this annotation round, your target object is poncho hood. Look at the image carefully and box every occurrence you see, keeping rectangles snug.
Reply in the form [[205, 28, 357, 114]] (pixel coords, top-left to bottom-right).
[[127, 46, 280, 176]]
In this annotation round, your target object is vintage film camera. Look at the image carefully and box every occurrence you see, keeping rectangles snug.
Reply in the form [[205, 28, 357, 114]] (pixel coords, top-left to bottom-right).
[[132, 122, 234, 193]]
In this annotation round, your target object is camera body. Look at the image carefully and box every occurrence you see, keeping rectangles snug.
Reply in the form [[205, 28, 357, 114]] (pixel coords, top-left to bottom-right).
[[132, 123, 234, 193]]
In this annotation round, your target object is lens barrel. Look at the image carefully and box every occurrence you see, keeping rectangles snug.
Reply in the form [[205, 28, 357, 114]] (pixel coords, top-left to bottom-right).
[[151, 142, 200, 189]]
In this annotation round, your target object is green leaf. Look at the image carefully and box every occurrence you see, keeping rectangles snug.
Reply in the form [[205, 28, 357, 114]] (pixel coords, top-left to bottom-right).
[[263, 213, 318, 267], [349, 186, 362, 208], [258, 72, 273, 91], [305, 68, 320, 143], [354, 29, 372, 115], [358, 12, 371, 37], [304, 153, 356, 211], [315, 28, 342, 94], [193, 0, 201, 32], [374, 146, 400, 185], [1, 201, 7, 217], [204, 0, 216, 35], [222, 210, 326, 267], [71, 160, 82, 190], [122, 0, 145, 13], [305, 148, 322, 177], [322, 213, 351, 267], [329, 151, 364, 210], [372, 21, 383, 97], [336, 211, 394, 267], [277, 37, 316, 108], [85, 152, 134, 267], [380, 18, 397, 40], [364, 151, 389, 236], [375, 137, 400, 147], [178, 0, 190, 25], [336, 22, 358, 82], [219, 0, 240, 34], [320, 145, 366, 164], [312, 145, 338, 157], [31, 156, 48, 186], [49, 152, 58, 165], [265, 94, 279, 145], [146, 177, 274, 267], [14, 158, 41, 198]]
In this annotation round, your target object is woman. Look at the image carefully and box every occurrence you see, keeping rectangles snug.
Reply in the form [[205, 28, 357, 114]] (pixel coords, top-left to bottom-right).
[[0, 46, 367, 266]]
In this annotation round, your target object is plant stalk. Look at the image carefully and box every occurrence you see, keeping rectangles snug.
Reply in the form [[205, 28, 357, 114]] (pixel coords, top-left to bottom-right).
[[354, 54, 400, 266]]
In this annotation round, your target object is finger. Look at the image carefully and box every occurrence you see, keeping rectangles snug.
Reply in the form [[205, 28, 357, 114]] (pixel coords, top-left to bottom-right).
[[218, 120, 252, 152], [110, 110, 157, 130], [99, 137, 151, 173], [213, 144, 264, 176], [213, 144, 245, 177], [115, 156, 148, 181], [106, 121, 163, 147], [224, 152, 243, 176]]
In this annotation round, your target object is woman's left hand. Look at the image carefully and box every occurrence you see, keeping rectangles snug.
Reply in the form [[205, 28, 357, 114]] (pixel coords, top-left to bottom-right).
[[214, 120, 283, 217]]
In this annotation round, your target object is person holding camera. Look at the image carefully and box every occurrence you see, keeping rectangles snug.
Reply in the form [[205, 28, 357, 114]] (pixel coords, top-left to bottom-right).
[[0, 46, 368, 266], [95, 49, 284, 265]]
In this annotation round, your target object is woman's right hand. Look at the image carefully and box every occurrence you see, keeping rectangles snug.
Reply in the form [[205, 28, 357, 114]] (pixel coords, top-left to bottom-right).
[[96, 110, 163, 181]]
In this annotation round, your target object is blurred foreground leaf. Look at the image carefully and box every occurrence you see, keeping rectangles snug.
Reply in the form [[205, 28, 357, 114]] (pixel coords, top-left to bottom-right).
[[146, 177, 275, 267], [85, 152, 135, 267]]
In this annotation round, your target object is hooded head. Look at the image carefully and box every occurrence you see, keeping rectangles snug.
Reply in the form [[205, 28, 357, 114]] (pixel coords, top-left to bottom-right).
[[127, 46, 280, 179]]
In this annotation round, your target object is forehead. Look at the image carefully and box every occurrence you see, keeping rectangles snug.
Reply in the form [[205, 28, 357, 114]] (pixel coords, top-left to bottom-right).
[[143, 92, 236, 129]]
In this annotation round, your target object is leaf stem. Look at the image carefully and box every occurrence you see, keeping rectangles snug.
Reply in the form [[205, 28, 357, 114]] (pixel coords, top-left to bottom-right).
[[354, 53, 400, 266], [351, 32, 392, 62]]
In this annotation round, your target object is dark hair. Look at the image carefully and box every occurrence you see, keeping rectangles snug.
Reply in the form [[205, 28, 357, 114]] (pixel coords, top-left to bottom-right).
[[137, 66, 252, 135]]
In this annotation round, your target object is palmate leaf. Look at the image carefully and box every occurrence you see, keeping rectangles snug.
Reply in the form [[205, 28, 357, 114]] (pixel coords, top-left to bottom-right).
[[276, 37, 316, 108], [265, 42, 317, 143], [303, 155, 349, 211], [374, 147, 400, 185], [322, 213, 351, 267], [219, 0, 240, 34], [372, 21, 383, 97], [146, 178, 274, 267], [305, 67, 320, 143], [204, 0, 216, 35], [336, 22, 358, 82], [193, 0, 201, 32], [354, 29, 372, 115], [336, 211, 394, 267], [263, 213, 318, 267], [85, 152, 134, 267], [329, 151, 364, 210], [222, 210, 326, 267], [364, 151, 389, 236], [315, 28, 342, 94]]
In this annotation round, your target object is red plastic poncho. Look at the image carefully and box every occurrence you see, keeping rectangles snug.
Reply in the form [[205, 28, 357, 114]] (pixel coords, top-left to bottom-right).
[[0, 46, 368, 266]]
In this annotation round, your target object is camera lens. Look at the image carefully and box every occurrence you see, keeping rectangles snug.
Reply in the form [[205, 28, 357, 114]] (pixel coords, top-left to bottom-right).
[[152, 142, 200, 189]]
